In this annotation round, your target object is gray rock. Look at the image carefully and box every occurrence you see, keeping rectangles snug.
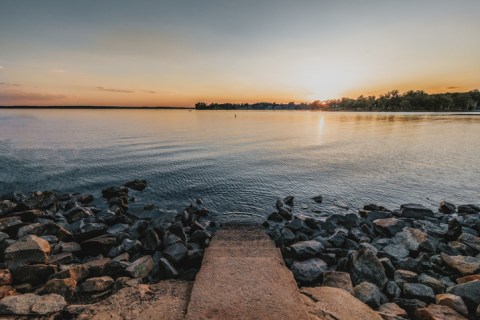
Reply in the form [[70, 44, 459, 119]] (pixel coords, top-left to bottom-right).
[[394, 270, 418, 288], [403, 283, 435, 303], [281, 228, 296, 245], [418, 273, 445, 294], [399, 204, 434, 219], [439, 201, 456, 214], [80, 276, 114, 293], [393, 298, 427, 318], [385, 281, 402, 299], [382, 243, 409, 260], [283, 196, 294, 206], [4, 235, 51, 269], [312, 195, 323, 203], [347, 248, 388, 288], [458, 233, 480, 252], [126, 255, 154, 278], [353, 281, 385, 309], [163, 243, 188, 264], [373, 218, 406, 237], [446, 280, 480, 312], [394, 227, 434, 252], [457, 204, 479, 215], [290, 240, 324, 260], [291, 258, 327, 284]]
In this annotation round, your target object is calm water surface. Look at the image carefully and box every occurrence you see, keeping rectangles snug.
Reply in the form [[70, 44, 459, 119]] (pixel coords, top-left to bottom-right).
[[0, 110, 479, 223]]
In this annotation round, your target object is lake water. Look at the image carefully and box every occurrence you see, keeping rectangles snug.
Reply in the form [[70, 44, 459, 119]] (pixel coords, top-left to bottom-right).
[[0, 110, 479, 223]]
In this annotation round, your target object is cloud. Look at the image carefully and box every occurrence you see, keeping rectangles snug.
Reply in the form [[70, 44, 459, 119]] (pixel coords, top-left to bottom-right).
[[446, 86, 459, 90], [50, 69, 65, 74], [96, 86, 134, 93], [0, 90, 67, 104], [0, 65, 3, 70], [143, 90, 157, 94], [0, 82, 20, 87]]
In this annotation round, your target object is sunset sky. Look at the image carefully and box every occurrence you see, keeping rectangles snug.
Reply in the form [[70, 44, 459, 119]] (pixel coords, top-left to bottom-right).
[[1, 0, 479, 107]]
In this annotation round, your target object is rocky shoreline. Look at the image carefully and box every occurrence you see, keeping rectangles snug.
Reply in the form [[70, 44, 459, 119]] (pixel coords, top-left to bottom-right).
[[0, 183, 479, 319], [0, 180, 215, 317], [263, 196, 480, 320]]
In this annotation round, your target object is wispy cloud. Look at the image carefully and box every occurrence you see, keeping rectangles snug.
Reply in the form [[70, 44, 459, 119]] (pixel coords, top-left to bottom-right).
[[0, 65, 4, 70], [50, 69, 65, 74], [0, 82, 20, 87], [446, 86, 459, 90], [143, 90, 157, 94], [96, 86, 134, 93], [0, 90, 67, 104]]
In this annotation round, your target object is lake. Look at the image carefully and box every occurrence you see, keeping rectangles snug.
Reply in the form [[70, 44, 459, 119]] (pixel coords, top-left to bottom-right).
[[0, 110, 479, 223]]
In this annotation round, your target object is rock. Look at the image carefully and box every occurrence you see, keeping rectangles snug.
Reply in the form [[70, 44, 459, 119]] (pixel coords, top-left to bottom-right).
[[106, 223, 130, 235], [439, 201, 456, 214], [446, 280, 480, 312], [190, 230, 211, 245], [353, 281, 385, 309], [373, 218, 407, 237], [458, 233, 480, 252], [4, 235, 51, 269], [415, 304, 467, 320], [290, 240, 324, 260], [283, 196, 294, 206], [291, 258, 327, 285], [83, 257, 111, 277], [382, 244, 410, 260], [267, 212, 283, 222], [441, 253, 480, 275], [399, 204, 434, 219], [366, 211, 393, 222], [394, 270, 418, 288], [11, 264, 57, 286], [322, 271, 353, 293], [275, 198, 283, 209], [445, 219, 462, 242], [64, 206, 93, 222], [0, 270, 12, 286], [163, 243, 188, 264], [312, 195, 323, 203], [456, 274, 480, 284], [457, 205, 479, 215], [104, 260, 130, 278], [39, 278, 77, 301], [126, 255, 154, 278], [393, 298, 426, 318], [403, 283, 435, 303], [0, 286, 15, 299], [347, 248, 388, 288], [435, 293, 469, 317], [300, 286, 383, 320], [124, 179, 147, 191], [328, 230, 347, 247], [0, 293, 66, 315], [157, 257, 179, 278], [278, 207, 292, 220], [394, 228, 433, 252], [378, 303, 408, 319], [417, 273, 445, 294], [281, 228, 296, 245], [102, 186, 128, 198], [385, 281, 402, 299], [80, 276, 114, 293], [50, 265, 89, 282], [81, 234, 117, 256]]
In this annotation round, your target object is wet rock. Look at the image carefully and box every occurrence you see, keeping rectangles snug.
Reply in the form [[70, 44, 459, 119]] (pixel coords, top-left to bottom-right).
[[291, 258, 327, 285], [163, 243, 188, 264], [415, 304, 467, 320], [322, 271, 353, 293], [278, 207, 292, 220], [446, 280, 480, 312], [377, 302, 408, 319], [124, 179, 146, 191], [4, 235, 51, 269], [81, 234, 117, 256], [457, 204, 479, 215], [399, 204, 434, 219], [11, 264, 57, 286], [445, 219, 462, 242], [0, 270, 12, 286], [373, 218, 407, 237], [0, 216, 26, 238], [106, 223, 129, 235], [102, 186, 128, 199], [64, 206, 93, 223], [290, 240, 324, 260], [267, 212, 283, 222], [347, 248, 388, 288], [39, 278, 77, 301], [435, 293, 469, 317], [403, 283, 435, 303], [0, 293, 66, 315], [283, 196, 294, 206], [458, 232, 480, 252], [394, 270, 418, 288], [281, 228, 296, 245], [80, 276, 114, 293], [328, 230, 347, 247], [126, 255, 154, 278], [441, 253, 480, 275], [439, 201, 456, 214], [312, 195, 323, 203], [190, 230, 211, 245], [353, 281, 385, 309]]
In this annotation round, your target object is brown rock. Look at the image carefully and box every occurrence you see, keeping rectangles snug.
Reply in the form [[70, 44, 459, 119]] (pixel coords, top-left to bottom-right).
[[435, 293, 469, 317], [322, 271, 353, 293], [0, 286, 15, 299], [39, 278, 77, 301], [456, 274, 480, 284], [0, 293, 66, 315], [301, 286, 383, 320], [441, 253, 480, 275], [0, 270, 13, 286], [126, 255, 154, 278], [4, 235, 51, 269], [80, 276, 114, 293], [11, 264, 57, 286], [50, 264, 89, 282], [378, 302, 408, 319], [415, 304, 467, 320], [83, 257, 111, 277]]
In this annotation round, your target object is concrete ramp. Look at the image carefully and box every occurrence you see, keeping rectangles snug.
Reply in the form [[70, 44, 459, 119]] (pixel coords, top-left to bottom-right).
[[185, 225, 309, 320]]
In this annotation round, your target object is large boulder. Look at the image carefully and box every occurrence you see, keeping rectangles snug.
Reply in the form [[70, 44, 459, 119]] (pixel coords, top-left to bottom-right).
[[4, 235, 50, 269], [399, 204, 434, 219], [290, 240, 324, 260], [300, 286, 383, 320], [441, 253, 480, 275], [353, 281, 385, 309], [291, 258, 327, 285], [347, 248, 387, 288], [0, 293, 66, 315]]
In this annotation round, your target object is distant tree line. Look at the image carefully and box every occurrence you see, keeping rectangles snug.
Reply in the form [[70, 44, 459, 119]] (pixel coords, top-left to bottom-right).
[[196, 89, 480, 112]]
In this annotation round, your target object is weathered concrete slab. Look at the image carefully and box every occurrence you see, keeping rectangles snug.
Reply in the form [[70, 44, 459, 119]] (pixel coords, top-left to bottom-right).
[[185, 225, 309, 320]]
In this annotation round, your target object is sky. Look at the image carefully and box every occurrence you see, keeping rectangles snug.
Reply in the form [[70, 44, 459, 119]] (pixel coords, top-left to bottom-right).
[[0, 0, 479, 107]]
